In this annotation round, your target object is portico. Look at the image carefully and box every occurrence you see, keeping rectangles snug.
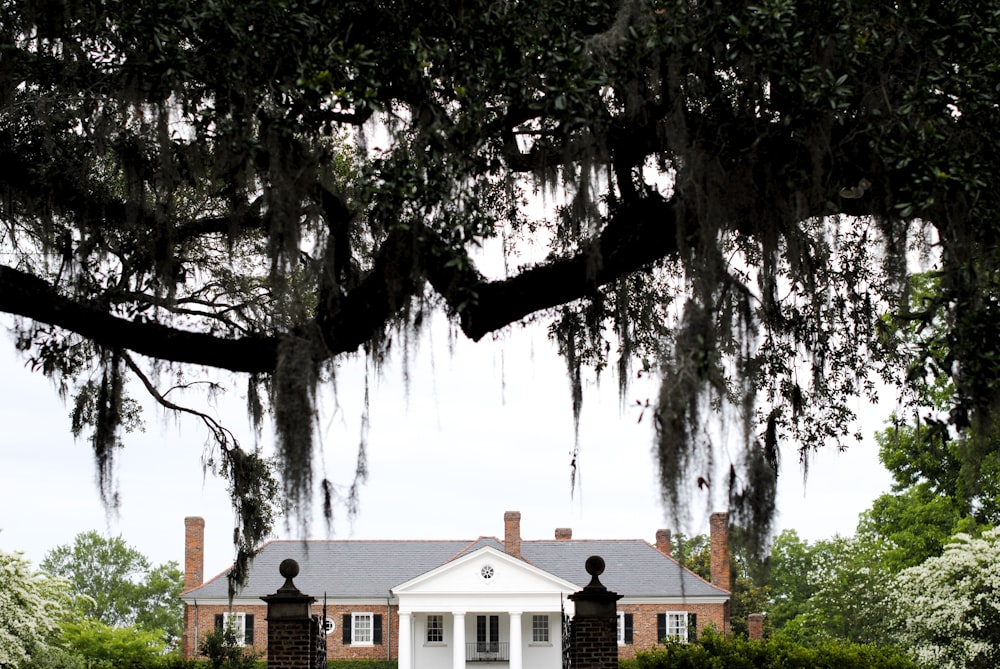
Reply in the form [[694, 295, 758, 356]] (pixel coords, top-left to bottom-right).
[[393, 546, 578, 669]]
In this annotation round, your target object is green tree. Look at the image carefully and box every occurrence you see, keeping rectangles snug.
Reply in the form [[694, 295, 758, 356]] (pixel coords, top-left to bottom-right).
[[0, 545, 76, 667], [776, 534, 896, 645], [767, 530, 818, 630], [41, 532, 183, 646], [858, 483, 981, 572], [4, 0, 1000, 561], [671, 531, 770, 637], [862, 272, 1000, 567]]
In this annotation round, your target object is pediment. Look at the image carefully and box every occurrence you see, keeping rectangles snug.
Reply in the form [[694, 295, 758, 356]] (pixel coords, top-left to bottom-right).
[[392, 546, 580, 596]]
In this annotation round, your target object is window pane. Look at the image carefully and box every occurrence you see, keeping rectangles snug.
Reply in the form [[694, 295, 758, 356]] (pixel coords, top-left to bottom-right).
[[354, 613, 373, 644], [665, 612, 688, 642], [427, 615, 443, 643], [532, 615, 549, 643], [223, 612, 246, 646]]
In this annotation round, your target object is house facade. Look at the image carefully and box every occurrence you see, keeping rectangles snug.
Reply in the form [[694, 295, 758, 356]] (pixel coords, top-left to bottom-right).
[[180, 511, 731, 667]]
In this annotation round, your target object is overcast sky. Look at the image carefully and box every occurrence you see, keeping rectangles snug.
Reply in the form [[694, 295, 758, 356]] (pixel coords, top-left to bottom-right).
[[0, 308, 897, 579]]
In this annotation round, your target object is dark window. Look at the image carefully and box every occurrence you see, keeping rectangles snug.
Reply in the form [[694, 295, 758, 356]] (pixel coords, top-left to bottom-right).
[[476, 615, 499, 652]]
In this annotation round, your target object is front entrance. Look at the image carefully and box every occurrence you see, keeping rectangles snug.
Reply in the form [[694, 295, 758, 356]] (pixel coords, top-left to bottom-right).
[[471, 615, 507, 661]]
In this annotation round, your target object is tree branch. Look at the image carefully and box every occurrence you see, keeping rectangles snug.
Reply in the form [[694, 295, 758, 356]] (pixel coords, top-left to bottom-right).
[[0, 264, 279, 373]]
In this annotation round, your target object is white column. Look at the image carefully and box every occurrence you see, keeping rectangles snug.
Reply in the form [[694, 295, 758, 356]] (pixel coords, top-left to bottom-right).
[[452, 612, 466, 669], [509, 612, 522, 669], [398, 612, 412, 669]]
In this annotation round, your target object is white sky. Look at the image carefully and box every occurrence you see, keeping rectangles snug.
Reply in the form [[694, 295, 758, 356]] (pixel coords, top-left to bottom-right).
[[0, 309, 896, 579]]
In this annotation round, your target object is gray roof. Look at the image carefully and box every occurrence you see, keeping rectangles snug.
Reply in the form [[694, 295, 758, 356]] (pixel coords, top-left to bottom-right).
[[183, 536, 726, 601], [520, 540, 724, 598]]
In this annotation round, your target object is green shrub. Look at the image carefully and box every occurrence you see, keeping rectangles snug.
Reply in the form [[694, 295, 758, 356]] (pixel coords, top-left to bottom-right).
[[621, 629, 916, 669], [59, 618, 169, 669], [198, 630, 259, 669]]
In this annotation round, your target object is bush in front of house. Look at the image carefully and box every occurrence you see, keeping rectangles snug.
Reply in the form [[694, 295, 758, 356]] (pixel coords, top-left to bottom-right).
[[619, 629, 917, 669]]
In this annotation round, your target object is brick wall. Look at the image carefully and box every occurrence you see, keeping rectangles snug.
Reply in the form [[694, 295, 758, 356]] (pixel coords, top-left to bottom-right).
[[267, 618, 314, 669], [183, 599, 728, 661], [184, 602, 397, 661], [323, 603, 397, 661], [184, 603, 269, 659], [616, 602, 728, 660], [571, 616, 618, 669]]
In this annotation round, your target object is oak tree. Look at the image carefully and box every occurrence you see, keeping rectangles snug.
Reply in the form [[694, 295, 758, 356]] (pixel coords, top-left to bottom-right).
[[3, 0, 1000, 574]]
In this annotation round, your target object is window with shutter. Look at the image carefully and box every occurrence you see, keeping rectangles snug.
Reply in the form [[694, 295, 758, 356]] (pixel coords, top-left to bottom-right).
[[350, 612, 374, 645], [660, 611, 689, 643]]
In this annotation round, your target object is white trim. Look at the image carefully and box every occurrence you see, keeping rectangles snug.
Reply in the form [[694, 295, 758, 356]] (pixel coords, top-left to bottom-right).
[[223, 612, 247, 646], [664, 611, 689, 643], [352, 612, 375, 646]]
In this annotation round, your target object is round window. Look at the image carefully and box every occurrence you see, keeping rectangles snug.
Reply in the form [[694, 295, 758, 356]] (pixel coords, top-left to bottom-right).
[[481, 564, 495, 580]]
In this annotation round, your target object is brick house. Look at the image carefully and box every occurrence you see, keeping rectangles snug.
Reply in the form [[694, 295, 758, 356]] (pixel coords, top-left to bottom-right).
[[180, 511, 731, 667]]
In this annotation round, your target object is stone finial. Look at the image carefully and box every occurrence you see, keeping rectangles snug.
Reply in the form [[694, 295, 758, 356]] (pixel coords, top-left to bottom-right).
[[278, 558, 301, 593], [584, 555, 606, 590]]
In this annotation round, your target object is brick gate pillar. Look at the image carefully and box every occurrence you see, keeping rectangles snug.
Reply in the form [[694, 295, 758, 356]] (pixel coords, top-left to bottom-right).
[[567, 556, 622, 669], [261, 559, 321, 669]]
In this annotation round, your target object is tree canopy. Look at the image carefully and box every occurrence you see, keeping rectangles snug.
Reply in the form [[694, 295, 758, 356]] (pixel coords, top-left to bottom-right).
[[40, 531, 184, 646], [3, 0, 1000, 569]]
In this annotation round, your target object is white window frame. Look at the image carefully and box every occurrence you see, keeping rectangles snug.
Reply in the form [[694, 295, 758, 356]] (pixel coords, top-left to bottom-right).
[[617, 612, 625, 645], [531, 615, 549, 643], [426, 614, 444, 644], [665, 611, 688, 642], [223, 612, 247, 646], [352, 612, 374, 646]]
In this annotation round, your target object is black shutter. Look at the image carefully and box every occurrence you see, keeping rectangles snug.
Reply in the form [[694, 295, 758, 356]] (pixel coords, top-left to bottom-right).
[[490, 615, 499, 644], [215, 614, 224, 632], [373, 614, 383, 645], [687, 613, 697, 642], [245, 614, 255, 646], [343, 614, 351, 644], [657, 613, 666, 643], [624, 613, 634, 644]]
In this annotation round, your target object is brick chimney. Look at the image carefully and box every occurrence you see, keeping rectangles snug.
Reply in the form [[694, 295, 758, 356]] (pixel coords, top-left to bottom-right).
[[748, 613, 764, 640], [184, 516, 205, 592], [555, 528, 572, 541], [709, 512, 730, 592], [655, 529, 672, 557], [504, 511, 521, 558]]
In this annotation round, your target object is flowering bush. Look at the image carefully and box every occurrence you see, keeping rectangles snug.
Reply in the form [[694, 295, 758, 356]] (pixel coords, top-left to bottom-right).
[[0, 547, 75, 667], [893, 528, 1000, 668]]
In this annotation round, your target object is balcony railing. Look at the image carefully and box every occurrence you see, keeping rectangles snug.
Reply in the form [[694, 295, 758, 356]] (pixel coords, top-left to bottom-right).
[[466, 641, 509, 662]]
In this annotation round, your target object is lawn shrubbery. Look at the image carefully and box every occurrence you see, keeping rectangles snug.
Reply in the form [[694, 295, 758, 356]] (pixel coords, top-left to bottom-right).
[[620, 630, 916, 669]]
